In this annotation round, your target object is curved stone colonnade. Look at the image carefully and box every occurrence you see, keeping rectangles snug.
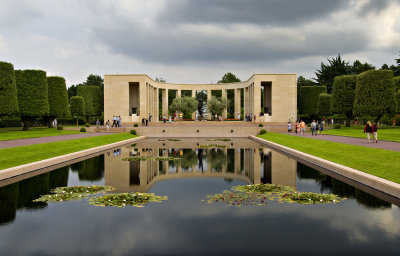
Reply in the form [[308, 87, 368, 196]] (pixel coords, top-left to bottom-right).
[[104, 74, 297, 124]]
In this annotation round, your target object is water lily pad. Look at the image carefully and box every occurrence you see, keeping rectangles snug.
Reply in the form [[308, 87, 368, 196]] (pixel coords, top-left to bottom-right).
[[199, 144, 228, 148], [89, 192, 168, 207], [280, 192, 342, 204], [207, 190, 268, 207], [206, 138, 232, 142], [33, 185, 115, 203]]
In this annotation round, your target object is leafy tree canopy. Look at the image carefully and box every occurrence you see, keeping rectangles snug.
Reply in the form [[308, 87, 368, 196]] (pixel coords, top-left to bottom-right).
[[217, 72, 241, 83], [0, 61, 18, 116], [207, 96, 229, 116], [350, 60, 375, 75], [315, 54, 351, 94], [169, 97, 198, 116]]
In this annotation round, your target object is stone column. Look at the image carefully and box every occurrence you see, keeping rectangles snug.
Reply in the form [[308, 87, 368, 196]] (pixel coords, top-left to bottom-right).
[[162, 89, 168, 117], [139, 82, 147, 120], [253, 82, 261, 120], [177, 89, 181, 98], [221, 89, 227, 119], [244, 87, 249, 117], [192, 90, 196, 120], [155, 87, 159, 122], [253, 148, 261, 184], [234, 88, 241, 120], [234, 149, 241, 174], [207, 90, 212, 120]]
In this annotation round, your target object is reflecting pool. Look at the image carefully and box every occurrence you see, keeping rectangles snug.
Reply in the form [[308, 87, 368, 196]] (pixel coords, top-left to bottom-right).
[[0, 138, 399, 255]]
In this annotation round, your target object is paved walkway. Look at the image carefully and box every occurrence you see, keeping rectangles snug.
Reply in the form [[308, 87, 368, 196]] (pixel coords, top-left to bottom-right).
[[285, 132, 400, 152], [0, 133, 115, 149]]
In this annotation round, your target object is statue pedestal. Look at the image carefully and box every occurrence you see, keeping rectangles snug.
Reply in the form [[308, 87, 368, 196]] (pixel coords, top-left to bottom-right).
[[131, 114, 140, 122]]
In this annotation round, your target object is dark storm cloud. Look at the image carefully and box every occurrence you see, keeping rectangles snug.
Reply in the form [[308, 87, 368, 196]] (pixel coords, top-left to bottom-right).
[[357, 0, 397, 15], [157, 0, 348, 26]]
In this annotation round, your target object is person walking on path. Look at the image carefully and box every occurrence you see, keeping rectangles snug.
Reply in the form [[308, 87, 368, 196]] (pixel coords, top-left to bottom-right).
[[364, 121, 373, 143], [118, 116, 121, 127], [106, 120, 110, 132], [372, 122, 378, 143], [149, 113, 152, 122], [96, 119, 100, 132], [311, 120, 317, 136], [300, 120, 305, 136], [288, 122, 292, 133], [116, 116, 120, 127], [163, 115, 166, 123], [316, 121, 320, 135], [145, 118, 149, 126], [319, 119, 324, 134], [331, 118, 334, 126], [295, 121, 299, 134], [112, 116, 116, 127], [142, 117, 145, 126]]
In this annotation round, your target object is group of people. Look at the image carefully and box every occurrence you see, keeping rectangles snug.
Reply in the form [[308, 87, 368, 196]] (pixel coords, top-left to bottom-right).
[[287, 118, 326, 136], [364, 121, 379, 143], [111, 116, 122, 127], [244, 113, 256, 122]]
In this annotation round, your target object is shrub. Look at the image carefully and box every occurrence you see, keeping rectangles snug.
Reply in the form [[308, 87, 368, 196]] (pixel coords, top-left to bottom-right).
[[130, 129, 137, 135], [354, 70, 396, 122], [15, 69, 49, 130], [396, 89, 400, 114], [332, 75, 357, 126], [259, 129, 266, 135], [70, 96, 85, 117], [334, 124, 341, 129], [394, 77, 400, 91], [46, 76, 69, 127], [318, 93, 332, 116], [133, 123, 138, 127], [85, 123, 90, 127], [299, 86, 327, 115], [57, 125, 63, 130], [80, 127, 86, 132], [0, 61, 18, 116], [77, 86, 102, 116], [258, 123, 263, 127]]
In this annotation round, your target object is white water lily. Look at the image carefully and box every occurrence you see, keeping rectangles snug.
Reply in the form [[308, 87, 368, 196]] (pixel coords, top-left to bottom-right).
[[122, 204, 125, 206], [60, 199, 63, 202], [123, 199, 126, 202]]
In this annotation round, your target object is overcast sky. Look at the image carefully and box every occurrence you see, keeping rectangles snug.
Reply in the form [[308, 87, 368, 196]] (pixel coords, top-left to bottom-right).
[[1, 0, 399, 86]]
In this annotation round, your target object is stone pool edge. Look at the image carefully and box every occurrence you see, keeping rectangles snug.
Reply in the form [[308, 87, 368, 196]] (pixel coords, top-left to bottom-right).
[[0, 136, 146, 181], [250, 135, 400, 199]]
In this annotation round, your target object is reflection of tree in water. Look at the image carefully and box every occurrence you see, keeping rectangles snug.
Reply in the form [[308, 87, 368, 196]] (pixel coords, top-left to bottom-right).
[[18, 173, 49, 210], [226, 149, 235, 173], [297, 162, 391, 209], [0, 183, 18, 226], [49, 166, 69, 189], [180, 149, 197, 170], [71, 155, 104, 182], [209, 149, 226, 172]]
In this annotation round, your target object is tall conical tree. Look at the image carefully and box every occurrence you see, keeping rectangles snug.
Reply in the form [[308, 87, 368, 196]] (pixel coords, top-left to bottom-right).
[[0, 61, 19, 116], [45, 76, 70, 127], [15, 70, 49, 130]]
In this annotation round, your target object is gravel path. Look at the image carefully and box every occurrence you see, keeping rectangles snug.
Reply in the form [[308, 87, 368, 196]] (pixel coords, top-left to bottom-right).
[[0, 133, 115, 149], [284, 132, 400, 152]]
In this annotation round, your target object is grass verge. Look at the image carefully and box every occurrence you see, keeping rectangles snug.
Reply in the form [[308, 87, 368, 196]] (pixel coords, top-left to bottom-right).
[[0, 127, 80, 141], [322, 126, 400, 142], [0, 133, 137, 170], [257, 133, 400, 184]]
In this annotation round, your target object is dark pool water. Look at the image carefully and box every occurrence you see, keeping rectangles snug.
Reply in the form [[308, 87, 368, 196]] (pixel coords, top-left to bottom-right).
[[0, 138, 399, 256]]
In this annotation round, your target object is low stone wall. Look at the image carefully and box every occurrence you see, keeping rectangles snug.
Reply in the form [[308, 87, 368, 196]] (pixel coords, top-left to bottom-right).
[[250, 135, 400, 199]]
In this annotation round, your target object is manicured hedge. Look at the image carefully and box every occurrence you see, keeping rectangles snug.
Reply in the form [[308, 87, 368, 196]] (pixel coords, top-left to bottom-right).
[[298, 86, 327, 115], [70, 96, 85, 116], [354, 70, 396, 121], [47, 76, 69, 117], [77, 86, 102, 116], [0, 62, 19, 116], [394, 77, 400, 91], [332, 75, 357, 125], [15, 70, 49, 130], [318, 93, 332, 116]]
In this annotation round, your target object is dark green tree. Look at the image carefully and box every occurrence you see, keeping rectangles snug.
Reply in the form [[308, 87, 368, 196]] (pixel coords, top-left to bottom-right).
[[394, 77, 400, 91], [298, 86, 327, 116], [354, 70, 396, 122], [396, 90, 400, 114], [217, 72, 241, 83], [15, 70, 49, 130], [315, 54, 351, 93], [318, 93, 332, 117], [67, 84, 80, 99], [85, 74, 103, 88], [332, 75, 357, 126], [70, 96, 85, 126], [45, 76, 70, 127], [0, 61, 19, 117], [297, 75, 317, 106], [77, 86, 101, 122], [350, 60, 375, 74]]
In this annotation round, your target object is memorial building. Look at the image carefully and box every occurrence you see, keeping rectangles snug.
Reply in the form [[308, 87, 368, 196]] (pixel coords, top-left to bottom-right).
[[104, 74, 296, 124]]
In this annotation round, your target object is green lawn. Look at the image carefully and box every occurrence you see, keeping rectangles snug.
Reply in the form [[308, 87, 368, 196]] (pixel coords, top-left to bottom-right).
[[322, 126, 400, 142], [0, 133, 136, 169], [0, 127, 80, 141], [257, 132, 400, 184]]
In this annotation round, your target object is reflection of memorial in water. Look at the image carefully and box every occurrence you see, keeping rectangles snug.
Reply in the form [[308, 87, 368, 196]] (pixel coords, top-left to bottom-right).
[[104, 139, 297, 192]]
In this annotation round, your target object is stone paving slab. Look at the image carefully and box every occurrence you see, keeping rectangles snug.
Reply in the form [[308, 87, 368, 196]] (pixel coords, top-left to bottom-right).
[[0, 132, 115, 149], [284, 132, 400, 152]]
